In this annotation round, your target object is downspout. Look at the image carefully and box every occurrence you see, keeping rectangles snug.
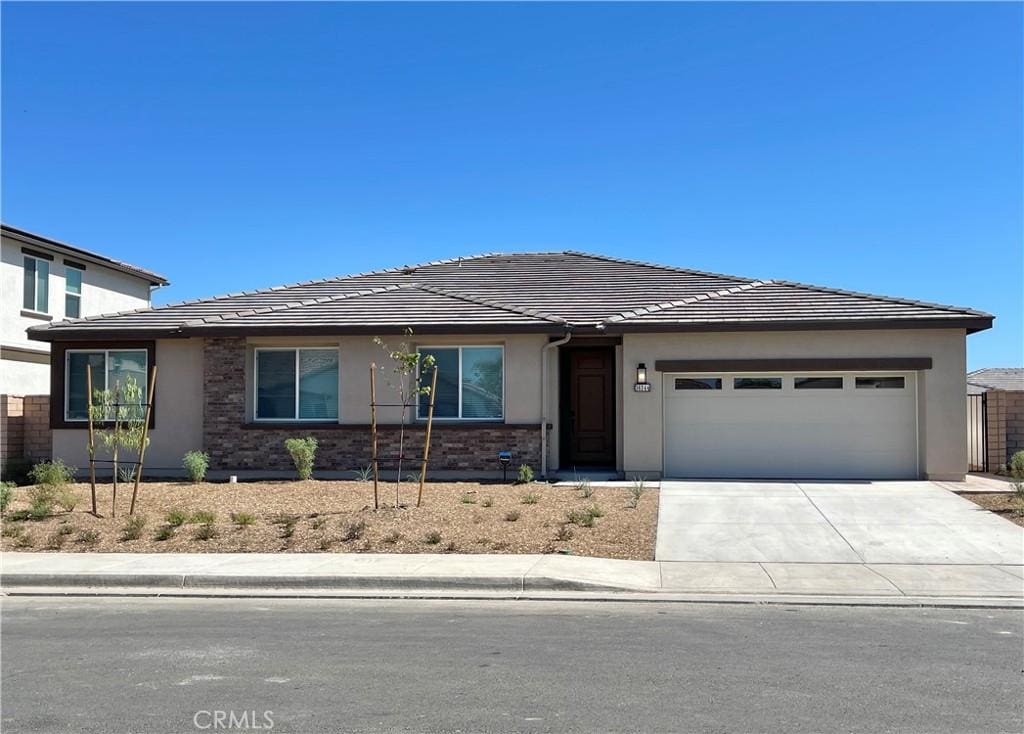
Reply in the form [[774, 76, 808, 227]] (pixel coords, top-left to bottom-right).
[[541, 330, 572, 479]]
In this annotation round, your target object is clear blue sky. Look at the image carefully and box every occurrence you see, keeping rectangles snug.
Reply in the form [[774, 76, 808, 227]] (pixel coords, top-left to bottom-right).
[[3, 2, 1021, 369]]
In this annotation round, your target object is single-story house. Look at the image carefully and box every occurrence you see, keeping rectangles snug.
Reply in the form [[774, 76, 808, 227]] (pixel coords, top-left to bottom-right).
[[966, 368, 1024, 471], [27, 251, 992, 481]]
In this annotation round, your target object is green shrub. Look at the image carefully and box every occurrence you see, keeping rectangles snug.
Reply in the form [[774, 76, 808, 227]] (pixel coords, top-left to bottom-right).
[[14, 532, 34, 548], [2, 522, 24, 538], [1010, 450, 1024, 478], [284, 437, 318, 480], [118, 465, 136, 484], [7, 509, 32, 522], [587, 504, 605, 518], [576, 478, 593, 498], [165, 509, 188, 527], [516, 464, 534, 484], [231, 512, 256, 527], [28, 459, 75, 489], [461, 493, 477, 504], [382, 530, 402, 544], [521, 492, 540, 505], [0, 481, 14, 514], [193, 523, 218, 541], [189, 510, 216, 525], [341, 520, 366, 541], [58, 523, 75, 536], [567, 509, 596, 528], [56, 487, 78, 513], [480, 497, 494, 508], [423, 530, 442, 545], [45, 532, 66, 550], [153, 525, 175, 541], [627, 477, 645, 509], [352, 465, 373, 481], [28, 498, 53, 520], [504, 510, 520, 522], [182, 451, 210, 483], [75, 529, 99, 544], [554, 524, 574, 541], [120, 514, 147, 541]]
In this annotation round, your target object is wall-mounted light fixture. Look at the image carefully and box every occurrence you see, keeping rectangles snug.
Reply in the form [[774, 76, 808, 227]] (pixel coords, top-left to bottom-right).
[[634, 363, 651, 392]]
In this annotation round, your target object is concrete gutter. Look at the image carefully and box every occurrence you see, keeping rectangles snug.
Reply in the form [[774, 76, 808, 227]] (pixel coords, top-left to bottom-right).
[[2, 553, 1022, 607]]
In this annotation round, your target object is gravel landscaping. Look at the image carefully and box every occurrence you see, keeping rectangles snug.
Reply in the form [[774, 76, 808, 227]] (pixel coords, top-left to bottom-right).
[[0, 480, 659, 560], [956, 491, 1024, 527]]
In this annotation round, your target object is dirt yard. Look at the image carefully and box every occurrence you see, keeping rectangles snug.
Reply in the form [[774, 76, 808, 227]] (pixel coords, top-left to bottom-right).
[[0, 480, 659, 560], [957, 491, 1024, 528]]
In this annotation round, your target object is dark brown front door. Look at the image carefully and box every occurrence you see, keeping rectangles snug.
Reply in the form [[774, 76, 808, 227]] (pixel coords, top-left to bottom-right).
[[566, 348, 615, 466]]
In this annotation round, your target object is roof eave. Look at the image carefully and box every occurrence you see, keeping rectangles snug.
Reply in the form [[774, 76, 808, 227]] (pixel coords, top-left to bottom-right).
[[601, 316, 995, 335]]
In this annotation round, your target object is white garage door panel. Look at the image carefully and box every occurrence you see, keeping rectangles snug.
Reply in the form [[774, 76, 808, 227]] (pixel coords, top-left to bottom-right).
[[664, 373, 918, 479]]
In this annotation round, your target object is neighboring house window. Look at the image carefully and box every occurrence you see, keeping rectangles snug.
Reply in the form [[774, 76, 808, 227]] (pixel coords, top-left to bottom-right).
[[417, 346, 504, 420], [255, 348, 339, 421], [23, 255, 49, 312], [65, 267, 83, 318], [65, 349, 148, 420]]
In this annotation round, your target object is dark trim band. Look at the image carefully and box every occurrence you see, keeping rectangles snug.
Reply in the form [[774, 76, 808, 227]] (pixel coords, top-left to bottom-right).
[[50, 340, 157, 430], [21, 247, 54, 261], [64, 259, 86, 270], [654, 357, 933, 372], [240, 422, 540, 431]]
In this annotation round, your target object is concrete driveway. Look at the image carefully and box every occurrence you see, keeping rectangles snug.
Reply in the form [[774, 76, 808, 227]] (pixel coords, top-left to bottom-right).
[[655, 480, 1024, 564]]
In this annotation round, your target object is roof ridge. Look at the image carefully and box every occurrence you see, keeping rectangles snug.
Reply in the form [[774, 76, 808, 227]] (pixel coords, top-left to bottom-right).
[[564, 251, 754, 285], [414, 284, 568, 324], [768, 278, 992, 318], [603, 281, 771, 323], [182, 284, 414, 327]]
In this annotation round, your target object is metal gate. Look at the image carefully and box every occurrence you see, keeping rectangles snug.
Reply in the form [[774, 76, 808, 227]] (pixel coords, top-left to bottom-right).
[[967, 393, 988, 472]]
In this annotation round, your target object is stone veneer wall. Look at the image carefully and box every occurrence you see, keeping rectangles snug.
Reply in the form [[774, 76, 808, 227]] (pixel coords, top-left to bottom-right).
[[985, 390, 1024, 470], [202, 337, 541, 473]]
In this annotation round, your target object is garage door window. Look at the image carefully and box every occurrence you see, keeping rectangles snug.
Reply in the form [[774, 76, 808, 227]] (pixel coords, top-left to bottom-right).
[[855, 376, 905, 390], [795, 377, 843, 390], [734, 377, 782, 390], [675, 377, 722, 390]]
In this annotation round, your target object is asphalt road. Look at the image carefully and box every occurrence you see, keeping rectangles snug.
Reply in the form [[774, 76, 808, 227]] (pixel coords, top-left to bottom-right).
[[2, 597, 1022, 734]]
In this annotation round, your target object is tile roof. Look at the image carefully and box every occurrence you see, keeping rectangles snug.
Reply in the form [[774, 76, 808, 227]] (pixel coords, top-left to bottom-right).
[[967, 368, 1024, 392], [2, 223, 168, 285], [28, 251, 993, 341]]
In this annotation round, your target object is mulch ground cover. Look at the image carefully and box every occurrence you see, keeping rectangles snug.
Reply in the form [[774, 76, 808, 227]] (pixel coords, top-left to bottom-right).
[[956, 491, 1024, 528]]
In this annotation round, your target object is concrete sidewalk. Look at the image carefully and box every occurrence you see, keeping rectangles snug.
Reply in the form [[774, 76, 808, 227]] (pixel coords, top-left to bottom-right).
[[2, 552, 1021, 606]]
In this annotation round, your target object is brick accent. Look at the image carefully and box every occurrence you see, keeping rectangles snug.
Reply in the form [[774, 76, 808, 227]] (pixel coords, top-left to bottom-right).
[[1, 394, 51, 472], [202, 337, 541, 474], [1, 395, 25, 468], [984, 390, 1024, 470]]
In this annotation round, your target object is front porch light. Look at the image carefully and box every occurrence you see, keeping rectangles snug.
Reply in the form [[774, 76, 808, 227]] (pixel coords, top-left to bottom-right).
[[634, 363, 651, 393]]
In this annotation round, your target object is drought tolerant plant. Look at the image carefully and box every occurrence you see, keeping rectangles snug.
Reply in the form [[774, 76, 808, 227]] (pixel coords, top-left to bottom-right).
[[232, 511, 257, 527], [423, 530, 442, 545], [285, 437, 318, 481], [183, 451, 210, 483], [26, 485, 57, 520], [504, 509, 520, 522], [576, 477, 593, 498], [90, 375, 149, 517], [193, 523, 218, 541], [586, 504, 605, 518], [153, 524, 175, 541], [165, 509, 188, 527], [566, 507, 601, 528], [309, 516, 327, 530], [554, 524, 574, 541], [382, 530, 402, 544], [480, 496, 494, 508], [521, 492, 540, 505], [120, 514, 147, 541], [2, 522, 23, 538], [516, 464, 534, 485], [341, 520, 367, 541], [58, 523, 75, 536], [627, 477, 645, 509], [0, 481, 13, 514], [14, 532, 34, 548], [56, 487, 78, 513], [352, 465, 374, 482], [76, 529, 99, 545], [372, 330, 437, 507], [45, 531, 67, 550], [461, 493, 477, 504], [29, 459, 76, 490], [190, 510, 216, 525], [118, 465, 136, 484], [1010, 450, 1024, 516]]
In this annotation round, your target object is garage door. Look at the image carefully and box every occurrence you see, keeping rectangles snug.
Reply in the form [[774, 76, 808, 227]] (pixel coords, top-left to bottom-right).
[[663, 372, 918, 479]]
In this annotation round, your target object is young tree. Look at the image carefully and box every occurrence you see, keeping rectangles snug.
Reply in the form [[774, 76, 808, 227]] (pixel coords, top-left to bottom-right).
[[90, 375, 150, 517], [373, 329, 435, 507]]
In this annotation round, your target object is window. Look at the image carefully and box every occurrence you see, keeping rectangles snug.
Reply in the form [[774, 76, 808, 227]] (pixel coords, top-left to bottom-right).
[[856, 376, 905, 390], [417, 346, 503, 419], [734, 377, 782, 390], [795, 376, 843, 390], [255, 348, 339, 420], [65, 267, 82, 318], [23, 256, 49, 313], [66, 349, 148, 420], [675, 377, 722, 390]]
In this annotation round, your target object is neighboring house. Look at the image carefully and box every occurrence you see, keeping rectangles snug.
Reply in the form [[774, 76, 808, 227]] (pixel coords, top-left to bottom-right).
[[27, 252, 992, 481], [966, 368, 1024, 471], [1, 224, 168, 394], [1, 224, 167, 472]]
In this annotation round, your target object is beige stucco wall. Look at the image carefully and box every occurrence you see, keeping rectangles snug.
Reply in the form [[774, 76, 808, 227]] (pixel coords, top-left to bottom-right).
[[51, 339, 204, 474], [620, 328, 968, 481]]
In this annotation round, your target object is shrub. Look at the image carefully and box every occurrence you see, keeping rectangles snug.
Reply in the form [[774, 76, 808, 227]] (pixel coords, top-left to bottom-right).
[[1010, 450, 1024, 478], [189, 510, 216, 525], [480, 497, 494, 508], [153, 525, 175, 541], [627, 477, 645, 509], [461, 493, 477, 504], [56, 487, 78, 513], [28, 498, 53, 520], [555, 524, 574, 541], [7, 509, 32, 522], [587, 504, 605, 518], [382, 530, 402, 544], [28, 459, 75, 489], [118, 465, 136, 484], [341, 520, 366, 541], [75, 529, 100, 544], [284, 437, 318, 480], [504, 510, 520, 522], [423, 530, 442, 545], [516, 464, 534, 484], [2, 522, 24, 538], [309, 516, 326, 530], [0, 481, 14, 514], [576, 478, 593, 498], [165, 509, 188, 527], [58, 523, 75, 536], [14, 532, 34, 548], [120, 514, 147, 541], [318, 536, 334, 551], [567, 509, 595, 528], [182, 451, 210, 483], [231, 512, 256, 527], [352, 465, 373, 481], [521, 492, 540, 505], [44, 532, 67, 550], [193, 523, 218, 541]]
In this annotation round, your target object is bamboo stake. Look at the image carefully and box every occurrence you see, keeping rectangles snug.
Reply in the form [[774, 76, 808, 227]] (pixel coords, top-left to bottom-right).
[[110, 380, 121, 518], [129, 366, 157, 516], [370, 363, 379, 510], [86, 365, 97, 516], [417, 366, 438, 508]]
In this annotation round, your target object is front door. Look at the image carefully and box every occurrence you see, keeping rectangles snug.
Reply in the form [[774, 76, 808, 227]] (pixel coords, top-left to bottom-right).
[[566, 348, 615, 466]]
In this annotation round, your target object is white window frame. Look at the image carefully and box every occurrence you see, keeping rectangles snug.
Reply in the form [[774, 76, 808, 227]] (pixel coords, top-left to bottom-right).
[[65, 266, 83, 318], [64, 348, 149, 421], [23, 255, 49, 314], [416, 345, 505, 421], [253, 347, 340, 422]]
